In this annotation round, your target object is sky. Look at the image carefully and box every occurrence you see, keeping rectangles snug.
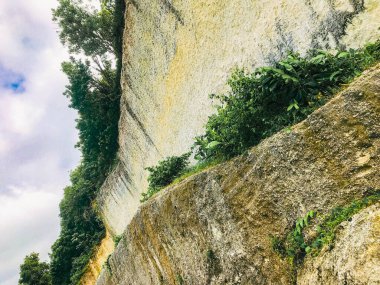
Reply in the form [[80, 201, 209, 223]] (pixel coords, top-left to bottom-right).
[[0, 1, 80, 284]]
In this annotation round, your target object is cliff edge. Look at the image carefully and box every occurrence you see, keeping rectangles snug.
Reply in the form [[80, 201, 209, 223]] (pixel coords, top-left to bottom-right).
[[96, 0, 380, 237], [96, 64, 380, 284]]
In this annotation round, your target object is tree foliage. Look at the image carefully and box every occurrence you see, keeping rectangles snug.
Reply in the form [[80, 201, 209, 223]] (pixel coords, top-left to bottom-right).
[[47, 0, 125, 284], [50, 165, 106, 285], [61, 59, 119, 178], [19, 253, 52, 285], [49, 59, 119, 285], [52, 0, 115, 57]]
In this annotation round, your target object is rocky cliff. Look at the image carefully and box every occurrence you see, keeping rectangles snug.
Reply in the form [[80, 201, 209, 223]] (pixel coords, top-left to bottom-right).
[[298, 204, 380, 285], [90, 0, 380, 283], [80, 232, 114, 285], [96, 64, 380, 284], [96, 0, 380, 237]]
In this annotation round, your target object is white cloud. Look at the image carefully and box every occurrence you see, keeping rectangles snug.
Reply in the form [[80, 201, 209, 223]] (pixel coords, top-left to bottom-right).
[[0, 133, 10, 154], [0, 96, 44, 135], [0, 187, 60, 285], [0, 0, 80, 284]]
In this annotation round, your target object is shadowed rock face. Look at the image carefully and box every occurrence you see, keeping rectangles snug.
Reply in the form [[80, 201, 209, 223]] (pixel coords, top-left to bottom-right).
[[96, 65, 380, 285], [97, 0, 380, 237]]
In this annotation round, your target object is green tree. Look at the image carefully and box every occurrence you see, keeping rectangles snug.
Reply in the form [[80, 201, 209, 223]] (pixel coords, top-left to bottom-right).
[[48, 0, 125, 283], [19, 253, 52, 285], [52, 0, 115, 58], [61, 59, 119, 180], [49, 59, 117, 285]]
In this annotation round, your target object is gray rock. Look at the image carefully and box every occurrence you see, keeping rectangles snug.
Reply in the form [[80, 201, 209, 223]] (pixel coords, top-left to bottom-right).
[[96, 64, 380, 284], [298, 204, 380, 285], [97, 0, 380, 238]]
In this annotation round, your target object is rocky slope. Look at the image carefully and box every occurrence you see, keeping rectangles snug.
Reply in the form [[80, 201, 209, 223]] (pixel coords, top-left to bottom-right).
[[96, 64, 380, 285], [298, 204, 380, 285], [97, 0, 380, 238]]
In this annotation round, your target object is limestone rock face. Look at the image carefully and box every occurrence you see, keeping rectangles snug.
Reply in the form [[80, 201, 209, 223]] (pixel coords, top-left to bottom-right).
[[80, 232, 114, 285], [97, 0, 380, 236], [298, 204, 380, 285], [96, 65, 380, 285]]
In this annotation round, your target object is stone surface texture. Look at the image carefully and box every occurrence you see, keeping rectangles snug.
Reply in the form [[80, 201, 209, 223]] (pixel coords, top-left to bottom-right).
[[298, 204, 380, 285], [96, 65, 380, 284], [80, 232, 114, 285], [97, 0, 380, 237]]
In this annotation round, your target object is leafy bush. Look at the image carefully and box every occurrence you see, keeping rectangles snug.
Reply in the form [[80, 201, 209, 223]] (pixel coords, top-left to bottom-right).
[[141, 153, 191, 202], [194, 41, 380, 160], [142, 41, 380, 202]]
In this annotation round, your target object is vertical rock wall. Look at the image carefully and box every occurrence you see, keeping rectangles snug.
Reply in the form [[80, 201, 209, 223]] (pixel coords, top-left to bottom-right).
[[80, 232, 114, 285], [96, 65, 380, 284], [97, 0, 380, 236]]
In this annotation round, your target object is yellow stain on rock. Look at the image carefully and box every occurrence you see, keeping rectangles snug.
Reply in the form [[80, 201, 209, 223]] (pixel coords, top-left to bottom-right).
[[80, 231, 114, 285]]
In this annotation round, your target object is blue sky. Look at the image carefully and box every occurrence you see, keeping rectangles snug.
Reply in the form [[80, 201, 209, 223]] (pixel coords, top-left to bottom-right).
[[0, 65, 25, 93], [0, 1, 80, 284]]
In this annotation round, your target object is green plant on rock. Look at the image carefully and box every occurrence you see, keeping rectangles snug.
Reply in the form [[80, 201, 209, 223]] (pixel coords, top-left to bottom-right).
[[142, 40, 380, 203], [172, 158, 222, 185], [205, 249, 222, 281], [309, 191, 380, 255], [141, 153, 191, 202], [285, 210, 316, 265], [194, 41, 380, 160], [105, 255, 112, 275], [113, 235, 123, 246], [141, 155, 222, 202], [271, 211, 316, 266], [176, 274, 184, 285], [272, 191, 380, 267]]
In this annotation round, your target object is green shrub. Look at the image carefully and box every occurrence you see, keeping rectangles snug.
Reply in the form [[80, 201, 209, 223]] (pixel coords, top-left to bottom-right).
[[142, 41, 380, 202], [141, 153, 191, 202], [194, 41, 380, 160], [113, 235, 123, 246]]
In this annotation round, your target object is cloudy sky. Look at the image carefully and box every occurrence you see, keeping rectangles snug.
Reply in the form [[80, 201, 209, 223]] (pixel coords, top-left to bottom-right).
[[0, 1, 80, 284]]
